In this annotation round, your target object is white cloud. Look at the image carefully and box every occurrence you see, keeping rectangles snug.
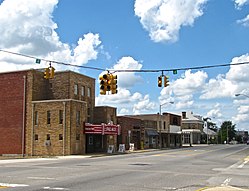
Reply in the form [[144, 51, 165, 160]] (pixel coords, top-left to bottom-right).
[[234, 0, 249, 8], [134, 0, 207, 43], [206, 103, 222, 118], [159, 70, 207, 110], [133, 94, 157, 114], [112, 56, 143, 88], [235, 0, 249, 26], [0, 0, 101, 72]]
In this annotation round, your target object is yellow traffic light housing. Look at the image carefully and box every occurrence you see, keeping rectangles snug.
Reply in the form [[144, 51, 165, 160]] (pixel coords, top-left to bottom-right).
[[50, 67, 55, 79], [164, 76, 169, 87], [158, 76, 162, 87], [110, 74, 118, 94], [99, 75, 107, 95], [44, 68, 50, 79]]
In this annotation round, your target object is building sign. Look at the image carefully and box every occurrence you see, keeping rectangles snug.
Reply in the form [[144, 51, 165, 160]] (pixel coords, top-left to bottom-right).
[[84, 123, 121, 135]]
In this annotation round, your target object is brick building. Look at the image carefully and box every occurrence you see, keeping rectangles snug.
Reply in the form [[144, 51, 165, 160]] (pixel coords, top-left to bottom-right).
[[0, 69, 95, 156]]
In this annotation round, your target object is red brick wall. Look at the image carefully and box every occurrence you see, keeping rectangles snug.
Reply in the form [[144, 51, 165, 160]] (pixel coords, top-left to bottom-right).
[[0, 71, 27, 154]]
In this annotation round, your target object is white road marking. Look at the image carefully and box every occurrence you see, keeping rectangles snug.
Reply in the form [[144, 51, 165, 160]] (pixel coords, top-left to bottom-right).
[[43, 187, 68, 190], [221, 178, 232, 186], [27, 177, 55, 180], [238, 160, 249, 169], [0, 183, 29, 187]]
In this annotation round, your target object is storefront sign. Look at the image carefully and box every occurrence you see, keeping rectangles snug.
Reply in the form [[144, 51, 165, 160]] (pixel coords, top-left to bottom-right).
[[84, 123, 120, 135]]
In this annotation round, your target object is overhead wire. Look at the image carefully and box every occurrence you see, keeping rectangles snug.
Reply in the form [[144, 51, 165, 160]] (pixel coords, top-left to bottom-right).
[[1, 49, 249, 73]]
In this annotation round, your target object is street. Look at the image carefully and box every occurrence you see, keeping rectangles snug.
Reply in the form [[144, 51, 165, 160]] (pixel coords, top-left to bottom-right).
[[0, 144, 249, 191]]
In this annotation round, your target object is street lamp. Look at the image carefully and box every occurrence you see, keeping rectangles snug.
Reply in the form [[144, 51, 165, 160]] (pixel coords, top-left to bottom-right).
[[159, 101, 174, 148], [203, 117, 211, 144], [235, 93, 249, 98]]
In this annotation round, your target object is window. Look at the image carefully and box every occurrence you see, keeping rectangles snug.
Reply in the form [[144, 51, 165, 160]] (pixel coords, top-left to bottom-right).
[[35, 134, 38, 141], [34, 111, 38, 125], [59, 134, 63, 140], [89, 136, 93, 145], [87, 87, 91, 97], [81, 86, 85, 96], [74, 84, 78, 95], [46, 134, 50, 140], [59, 110, 63, 124], [76, 111, 80, 126], [47, 111, 51, 124], [76, 134, 80, 140]]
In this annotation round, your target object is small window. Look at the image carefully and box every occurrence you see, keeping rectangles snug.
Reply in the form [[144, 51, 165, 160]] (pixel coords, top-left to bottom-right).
[[81, 86, 85, 96], [35, 134, 38, 141], [59, 134, 63, 140], [74, 84, 78, 95], [76, 111, 80, 126], [47, 111, 51, 124], [89, 136, 93, 145], [46, 134, 50, 140], [87, 87, 91, 97], [59, 110, 63, 124], [76, 134, 80, 141], [34, 111, 38, 125]]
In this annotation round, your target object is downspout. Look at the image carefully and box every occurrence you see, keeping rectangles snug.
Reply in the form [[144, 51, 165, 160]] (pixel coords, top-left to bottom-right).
[[31, 103, 34, 156], [22, 75, 26, 157], [63, 101, 66, 156]]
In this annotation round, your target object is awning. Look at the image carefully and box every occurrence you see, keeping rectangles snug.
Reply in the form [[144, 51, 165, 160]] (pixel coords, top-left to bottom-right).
[[146, 129, 159, 136]]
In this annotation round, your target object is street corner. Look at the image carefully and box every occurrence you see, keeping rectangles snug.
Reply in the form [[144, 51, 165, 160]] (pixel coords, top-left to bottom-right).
[[197, 186, 249, 191]]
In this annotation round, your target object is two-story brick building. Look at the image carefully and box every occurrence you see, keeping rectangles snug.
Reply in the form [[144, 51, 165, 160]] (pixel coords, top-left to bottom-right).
[[0, 69, 95, 156]]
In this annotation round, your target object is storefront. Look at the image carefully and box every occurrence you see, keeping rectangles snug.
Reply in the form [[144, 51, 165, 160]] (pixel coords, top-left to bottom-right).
[[84, 123, 121, 153]]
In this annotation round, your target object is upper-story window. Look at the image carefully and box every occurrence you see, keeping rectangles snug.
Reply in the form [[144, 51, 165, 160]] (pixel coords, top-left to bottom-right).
[[76, 111, 80, 126], [47, 111, 51, 124], [34, 111, 38, 125], [87, 87, 91, 97], [59, 110, 63, 124], [81, 86, 85, 96], [74, 84, 78, 95]]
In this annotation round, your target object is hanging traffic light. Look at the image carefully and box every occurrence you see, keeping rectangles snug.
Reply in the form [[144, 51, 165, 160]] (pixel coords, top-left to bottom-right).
[[50, 67, 55, 79], [106, 74, 111, 91], [110, 74, 118, 94], [44, 68, 50, 79], [158, 76, 162, 87], [164, 76, 169, 87], [99, 74, 107, 95]]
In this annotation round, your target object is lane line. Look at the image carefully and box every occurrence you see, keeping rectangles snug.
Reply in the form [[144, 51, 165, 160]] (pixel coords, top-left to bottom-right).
[[221, 178, 232, 186], [238, 160, 249, 169], [0, 183, 29, 187], [27, 177, 55, 180]]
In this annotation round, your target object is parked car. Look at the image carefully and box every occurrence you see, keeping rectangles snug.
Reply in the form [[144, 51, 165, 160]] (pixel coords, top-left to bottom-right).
[[247, 140, 249, 145]]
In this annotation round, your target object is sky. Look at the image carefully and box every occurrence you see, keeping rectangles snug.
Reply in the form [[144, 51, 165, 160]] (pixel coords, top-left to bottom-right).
[[0, 0, 249, 131]]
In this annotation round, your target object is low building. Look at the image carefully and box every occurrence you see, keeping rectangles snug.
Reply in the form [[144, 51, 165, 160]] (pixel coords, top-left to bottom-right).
[[119, 113, 182, 149], [181, 111, 204, 144]]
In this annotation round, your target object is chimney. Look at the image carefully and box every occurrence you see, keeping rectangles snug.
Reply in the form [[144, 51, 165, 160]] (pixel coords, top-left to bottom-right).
[[182, 112, 186, 119]]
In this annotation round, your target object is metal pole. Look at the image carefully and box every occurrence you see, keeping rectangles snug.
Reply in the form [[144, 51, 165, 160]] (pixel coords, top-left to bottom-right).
[[226, 125, 229, 144], [159, 105, 162, 149]]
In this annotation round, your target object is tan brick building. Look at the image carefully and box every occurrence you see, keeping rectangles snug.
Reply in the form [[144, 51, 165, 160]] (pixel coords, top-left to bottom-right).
[[0, 69, 95, 156]]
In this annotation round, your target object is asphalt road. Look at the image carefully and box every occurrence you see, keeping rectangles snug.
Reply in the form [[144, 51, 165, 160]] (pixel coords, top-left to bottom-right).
[[0, 144, 249, 191]]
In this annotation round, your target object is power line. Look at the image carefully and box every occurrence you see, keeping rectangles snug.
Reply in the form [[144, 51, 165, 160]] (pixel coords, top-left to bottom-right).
[[1, 49, 249, 73]]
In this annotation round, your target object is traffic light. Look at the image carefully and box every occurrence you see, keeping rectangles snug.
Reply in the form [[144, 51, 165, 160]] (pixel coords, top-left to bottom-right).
[[44, 68, 50, 79], [158, 76, 162, 87], [50, 67, 55, 79], [110, 74, 118, 94], [99, 74, 107, 95], [164, 76, 169, 87], [106, 74, 111, 91]]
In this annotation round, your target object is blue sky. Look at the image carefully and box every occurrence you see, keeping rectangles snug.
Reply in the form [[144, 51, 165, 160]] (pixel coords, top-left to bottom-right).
[[1, 0, 249, 131]]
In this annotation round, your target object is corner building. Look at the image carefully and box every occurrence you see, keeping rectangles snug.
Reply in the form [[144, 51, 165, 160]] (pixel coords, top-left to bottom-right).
[[0, 69, 95, 156]]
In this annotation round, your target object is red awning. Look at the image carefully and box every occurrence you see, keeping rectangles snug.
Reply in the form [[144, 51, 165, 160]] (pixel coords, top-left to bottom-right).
[[84, 123, 121, 135]]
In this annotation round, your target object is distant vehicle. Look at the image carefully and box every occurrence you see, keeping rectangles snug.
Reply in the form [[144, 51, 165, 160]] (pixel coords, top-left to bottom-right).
[[247, 140, 249, 145]]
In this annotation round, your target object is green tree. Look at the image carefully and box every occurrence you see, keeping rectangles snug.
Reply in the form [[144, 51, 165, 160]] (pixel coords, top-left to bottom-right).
[[219, 121, 236, 143]]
